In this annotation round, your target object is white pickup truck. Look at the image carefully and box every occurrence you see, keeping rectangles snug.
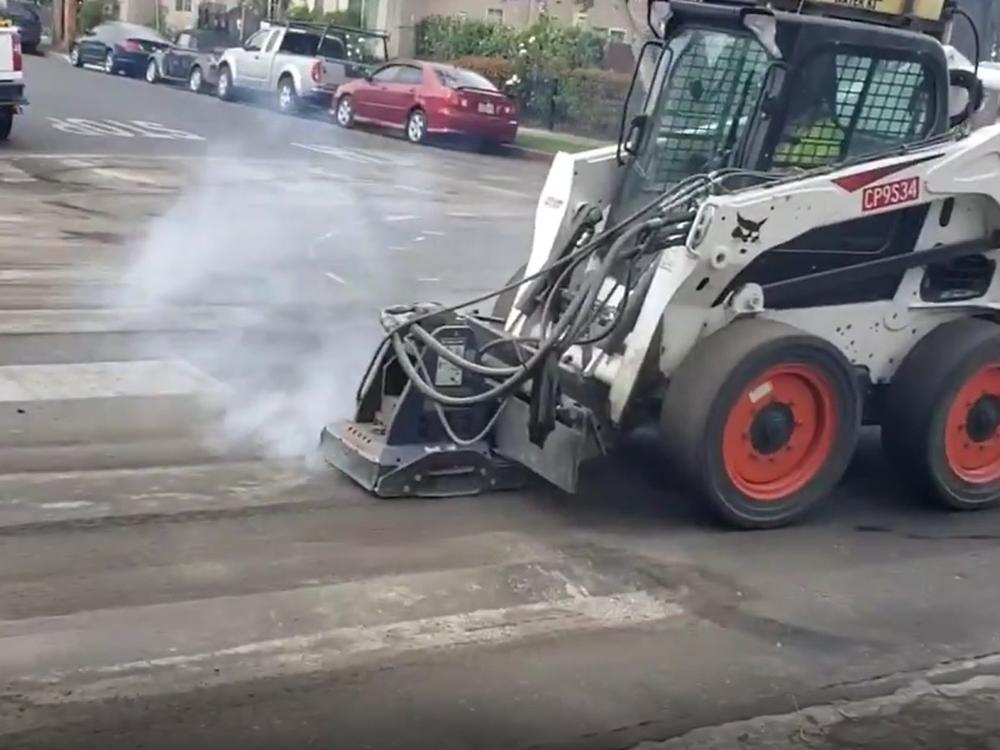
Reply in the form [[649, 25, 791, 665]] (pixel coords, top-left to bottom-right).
[[215, 21, 388, 115], [0, 24, 26, 141]]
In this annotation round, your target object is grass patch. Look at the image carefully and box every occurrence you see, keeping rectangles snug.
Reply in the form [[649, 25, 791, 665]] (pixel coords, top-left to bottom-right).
[[515, 130, 608, 154]]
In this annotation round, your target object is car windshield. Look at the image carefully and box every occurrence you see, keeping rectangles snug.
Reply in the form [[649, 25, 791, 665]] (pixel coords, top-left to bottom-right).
[[434, 67, 497, 91]]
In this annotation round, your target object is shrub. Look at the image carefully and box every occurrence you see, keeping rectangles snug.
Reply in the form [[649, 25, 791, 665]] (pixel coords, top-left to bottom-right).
[[286, 5, 363, 28], [422, 15, 625, 137], [416, 15, 518, 60], [448, 55, 516, 88], [78, 0, 113, 32], [554, 68, 632, 137]]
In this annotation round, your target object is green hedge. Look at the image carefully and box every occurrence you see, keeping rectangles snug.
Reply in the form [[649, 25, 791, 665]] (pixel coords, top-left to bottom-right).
[[418, 16, 625, 138], [287, 5, 363, 28], [446, 54, 630, 138]]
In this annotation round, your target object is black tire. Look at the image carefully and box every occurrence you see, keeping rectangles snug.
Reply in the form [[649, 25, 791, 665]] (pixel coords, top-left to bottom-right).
[[277, 76, 298, 114], [216, 65, 234, 101], [69, 45, 82, 67], [188, 65, 205, 94], [0, 110, 12, 142], [22, 42, 38, 55], [334, 94, 355, 128], [406, 108, 427, 144], [660, 318, 861, 529], [145, 58, 158, 84], [492, 263, 527, 320], [882, 317, 1000, 510], [103, 49, 116, 75]]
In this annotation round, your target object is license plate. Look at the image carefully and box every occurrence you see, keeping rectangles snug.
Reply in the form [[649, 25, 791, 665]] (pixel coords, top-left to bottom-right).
[[477, 102, 495, 115]]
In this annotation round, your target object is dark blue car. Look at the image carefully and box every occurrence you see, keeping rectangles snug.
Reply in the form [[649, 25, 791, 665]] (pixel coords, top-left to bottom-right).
[[69, 21, 170, 77], [0, 1, 41, 54]]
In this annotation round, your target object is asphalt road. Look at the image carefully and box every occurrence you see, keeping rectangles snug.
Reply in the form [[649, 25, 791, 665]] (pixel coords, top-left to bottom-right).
[[2, 51, 1000, 750]]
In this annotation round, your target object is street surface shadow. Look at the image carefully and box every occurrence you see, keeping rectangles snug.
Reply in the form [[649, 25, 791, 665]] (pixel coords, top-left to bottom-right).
[[524, 426, 956, 533]]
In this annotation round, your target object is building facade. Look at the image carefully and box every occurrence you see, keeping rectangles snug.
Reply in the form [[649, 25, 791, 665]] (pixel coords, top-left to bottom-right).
[[376, 0, 641, 57]]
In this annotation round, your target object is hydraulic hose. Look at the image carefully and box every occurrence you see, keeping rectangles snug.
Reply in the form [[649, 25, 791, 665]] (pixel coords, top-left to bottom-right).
[[389, 220, 655, 408], [355, 170, 717, 405]]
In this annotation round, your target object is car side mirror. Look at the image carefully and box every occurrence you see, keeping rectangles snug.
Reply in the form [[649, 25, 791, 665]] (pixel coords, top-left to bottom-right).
[[364, 71, 373, 82]]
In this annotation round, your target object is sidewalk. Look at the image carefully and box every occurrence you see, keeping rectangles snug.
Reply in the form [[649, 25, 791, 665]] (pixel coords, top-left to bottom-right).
[[512, 126, 611, 158], [636, 674, 1000, 750]]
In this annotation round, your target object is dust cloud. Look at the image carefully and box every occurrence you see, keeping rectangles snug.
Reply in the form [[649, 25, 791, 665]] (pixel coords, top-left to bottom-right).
[[110, 121, 418, 464]]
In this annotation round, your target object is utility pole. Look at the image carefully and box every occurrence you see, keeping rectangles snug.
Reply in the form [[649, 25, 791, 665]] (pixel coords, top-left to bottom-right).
[[62, 0, 77, 50], [53, 0, 64, 46]]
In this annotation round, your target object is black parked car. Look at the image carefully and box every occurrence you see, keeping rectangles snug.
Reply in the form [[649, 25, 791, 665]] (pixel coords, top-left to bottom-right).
[[0, 0, 41, 54], [69, 22, 170, 77], [145, 27, 237, 93]]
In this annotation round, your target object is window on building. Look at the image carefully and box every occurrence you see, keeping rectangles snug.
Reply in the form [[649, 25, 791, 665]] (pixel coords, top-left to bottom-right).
[[174, 0, 183, 11], [608, 28, 627, 43], [485, 8, 503, 23], [183, 0, 192, 11]]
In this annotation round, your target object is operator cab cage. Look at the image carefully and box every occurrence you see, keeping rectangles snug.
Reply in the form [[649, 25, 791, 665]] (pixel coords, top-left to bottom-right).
[[615, 0, 964, 217]]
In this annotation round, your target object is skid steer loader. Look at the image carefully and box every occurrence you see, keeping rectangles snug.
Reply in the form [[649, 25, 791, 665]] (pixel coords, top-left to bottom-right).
[[321, 0, 1000, 529]]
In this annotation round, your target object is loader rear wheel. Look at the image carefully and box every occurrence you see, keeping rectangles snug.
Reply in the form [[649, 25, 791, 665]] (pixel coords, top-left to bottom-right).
[[882, 317, 1000, 510], [660, 319, 861, 529]]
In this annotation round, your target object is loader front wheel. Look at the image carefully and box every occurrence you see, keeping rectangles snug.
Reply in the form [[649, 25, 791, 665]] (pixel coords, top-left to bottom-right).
[[882, 317, 1000, 511], [661, 319, 860, 529]]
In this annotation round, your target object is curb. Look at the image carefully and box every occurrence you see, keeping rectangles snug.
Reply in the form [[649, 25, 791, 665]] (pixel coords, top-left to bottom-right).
[[503, 145, 556, 163]]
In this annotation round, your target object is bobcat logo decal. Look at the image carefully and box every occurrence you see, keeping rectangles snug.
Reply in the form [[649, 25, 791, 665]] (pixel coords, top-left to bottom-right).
[[731, 213, 767, 243]]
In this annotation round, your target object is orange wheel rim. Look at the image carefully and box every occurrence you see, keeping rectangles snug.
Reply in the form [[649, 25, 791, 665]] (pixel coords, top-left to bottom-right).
[[722, 364, 837, 502], [944, 364, 1000, 484]]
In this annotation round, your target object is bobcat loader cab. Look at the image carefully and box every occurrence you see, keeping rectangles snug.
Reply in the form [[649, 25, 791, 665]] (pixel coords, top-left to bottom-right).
[[321, 0, 1000, 529]]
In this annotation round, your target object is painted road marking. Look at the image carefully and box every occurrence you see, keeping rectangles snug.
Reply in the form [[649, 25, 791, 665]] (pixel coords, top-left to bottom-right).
[[58, 157, 166, 187], [48, 118, 204, 141], [291, 142, 410, 166], [324, 271, 346, 284], [0, 162, 35, 183], [3, 588, 683, 706], [384, 214, 416, 222]]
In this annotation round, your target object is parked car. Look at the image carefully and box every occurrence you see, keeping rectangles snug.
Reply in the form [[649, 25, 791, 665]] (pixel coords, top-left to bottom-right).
[[0, 1, 40, 55], [145, 27, 236, 93], [69, 22, 171, 77], [0, 24, 25, 141], [333, 60, 519, 146], [215, 20, 388, 115]]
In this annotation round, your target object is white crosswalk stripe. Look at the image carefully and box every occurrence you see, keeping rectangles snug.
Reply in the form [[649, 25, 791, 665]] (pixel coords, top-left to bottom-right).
[[291, 141, 413, 166], [0, 161, 35, 183]]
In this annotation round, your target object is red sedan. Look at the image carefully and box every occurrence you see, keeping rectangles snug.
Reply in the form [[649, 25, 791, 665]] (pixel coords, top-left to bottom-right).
[[332, 60, 518, 146]]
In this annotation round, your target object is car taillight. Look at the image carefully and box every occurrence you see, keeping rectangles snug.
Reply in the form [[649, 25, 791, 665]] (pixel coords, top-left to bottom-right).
[[11, 33, 21, 72], [123, 39, 142, 52], [311, 60, 324, 83]]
